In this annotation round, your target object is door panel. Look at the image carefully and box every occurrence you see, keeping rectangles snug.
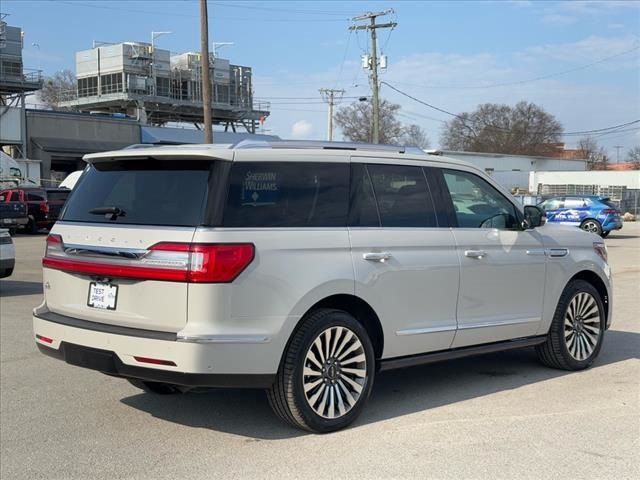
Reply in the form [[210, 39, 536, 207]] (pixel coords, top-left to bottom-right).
[[349, 161, 459, 358], [440, 168, 547, 348], [351, 229, 459, 358], [450, 228, 546, 347]]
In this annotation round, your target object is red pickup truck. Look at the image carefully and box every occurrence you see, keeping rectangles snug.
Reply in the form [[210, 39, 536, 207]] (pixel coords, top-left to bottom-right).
[[0, 187, 70, 233]]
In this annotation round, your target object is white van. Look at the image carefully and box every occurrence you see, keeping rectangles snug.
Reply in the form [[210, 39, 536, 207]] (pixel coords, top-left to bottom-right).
[[34, 141, 612, 432]]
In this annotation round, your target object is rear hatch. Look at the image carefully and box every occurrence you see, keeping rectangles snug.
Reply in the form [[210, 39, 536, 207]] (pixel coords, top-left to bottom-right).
[[42, 157, 221, 333]]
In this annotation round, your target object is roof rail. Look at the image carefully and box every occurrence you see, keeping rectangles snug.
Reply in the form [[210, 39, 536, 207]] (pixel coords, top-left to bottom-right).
[[233, 139, 427, 155]]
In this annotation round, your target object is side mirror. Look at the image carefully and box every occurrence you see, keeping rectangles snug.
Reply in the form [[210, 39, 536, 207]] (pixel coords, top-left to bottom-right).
[[523, 205, 545, 229]]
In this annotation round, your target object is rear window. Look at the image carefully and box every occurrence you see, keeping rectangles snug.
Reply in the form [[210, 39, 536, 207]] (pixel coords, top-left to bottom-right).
[[223, 162, 349, 227], [46, 191, 70, 202], [61, 160, 212, 227]]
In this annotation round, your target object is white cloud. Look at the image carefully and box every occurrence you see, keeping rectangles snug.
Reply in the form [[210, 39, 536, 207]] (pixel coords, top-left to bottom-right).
[[290, 120, 314, 139]]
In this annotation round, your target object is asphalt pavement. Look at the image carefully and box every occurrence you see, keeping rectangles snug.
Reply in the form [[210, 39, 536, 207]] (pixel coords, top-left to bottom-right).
[[1, 225, 639, 479]]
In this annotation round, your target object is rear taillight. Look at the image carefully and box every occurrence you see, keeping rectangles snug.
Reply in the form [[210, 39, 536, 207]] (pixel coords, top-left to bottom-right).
[[593, 242, 608, 264], [602, 209, 617, 215], [40, 203, 49, 214], [42, 234, 254, 283]]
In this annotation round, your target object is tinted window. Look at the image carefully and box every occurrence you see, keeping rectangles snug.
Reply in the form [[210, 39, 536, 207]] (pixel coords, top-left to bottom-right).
[[9, 191, 20, 202], [348, 164, 380, 227], [62, 160, 212, 227], [26, 191, 45, 202], [367, 164, 437, 227], [223, 162, 349, 228], [443, 169, 519, 230], [46, 191, 70, 202]]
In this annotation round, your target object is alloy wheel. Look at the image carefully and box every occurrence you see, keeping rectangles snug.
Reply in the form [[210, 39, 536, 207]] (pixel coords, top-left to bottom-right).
[[302, 326, 367, 419], [581, 221, 600, 234], [564, 292, 601, 361]]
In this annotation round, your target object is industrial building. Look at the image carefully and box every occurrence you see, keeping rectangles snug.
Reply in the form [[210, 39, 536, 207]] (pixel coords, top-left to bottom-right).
[[58, 41, 269, 132], [430, 150, 587, 193], [0, 17, 43, 162]]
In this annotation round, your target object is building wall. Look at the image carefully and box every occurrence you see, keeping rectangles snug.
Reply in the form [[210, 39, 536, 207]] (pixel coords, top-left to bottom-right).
[[529, 170, 640, 191], [26, 110, 140, 182], [436, 151, 587, 173]]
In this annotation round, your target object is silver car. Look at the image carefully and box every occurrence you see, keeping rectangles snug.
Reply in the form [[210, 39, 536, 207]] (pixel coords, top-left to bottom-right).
[[34, 141, 612, 432]]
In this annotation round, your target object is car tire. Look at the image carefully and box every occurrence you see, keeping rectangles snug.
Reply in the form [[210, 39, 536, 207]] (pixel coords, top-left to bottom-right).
[[601, 231, 610, 238], [580, 219, 602, 236], [26, 218, 38, 234], [536, 279, 605, 371], [0, 267, 13, 279], [126, 378, 183, 394], [267, 308, 376, 433], [8, 228, 16, 236]]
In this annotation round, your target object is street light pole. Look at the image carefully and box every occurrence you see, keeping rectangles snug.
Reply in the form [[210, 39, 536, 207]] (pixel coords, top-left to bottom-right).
[[151, 31, 171, 96]]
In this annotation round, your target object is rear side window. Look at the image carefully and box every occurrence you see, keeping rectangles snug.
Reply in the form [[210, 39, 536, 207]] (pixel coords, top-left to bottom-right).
[[367, 164, 437, 227], [564, 198, 586, 208], [223, 162, 349, 228], [8, 191, 20, 202], [61, 160, 212, 227]]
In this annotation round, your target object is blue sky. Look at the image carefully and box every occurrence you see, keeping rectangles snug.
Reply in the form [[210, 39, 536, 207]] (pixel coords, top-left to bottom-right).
[[4, 0, 640, 158]]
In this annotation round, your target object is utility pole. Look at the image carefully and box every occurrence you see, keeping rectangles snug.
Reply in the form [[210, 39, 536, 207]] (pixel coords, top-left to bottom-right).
[[319, 88, 345, 141], [200, 0, 213, 143], [350, 10, 396, 144], [614, 145, 624, 163]]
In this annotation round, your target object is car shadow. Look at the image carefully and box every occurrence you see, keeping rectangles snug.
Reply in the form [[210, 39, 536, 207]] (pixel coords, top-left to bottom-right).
[[120, 329, 639, 440], [0, 280, 43, 297]]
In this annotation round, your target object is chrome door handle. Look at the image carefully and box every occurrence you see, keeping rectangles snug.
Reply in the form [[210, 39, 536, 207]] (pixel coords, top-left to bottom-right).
[[363, 252, 392, 262], [464, 249, 486, 259]]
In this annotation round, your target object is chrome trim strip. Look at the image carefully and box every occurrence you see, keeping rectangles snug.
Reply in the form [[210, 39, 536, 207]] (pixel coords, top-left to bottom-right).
[[63, 243, 148, 260], [176, 334, 271, 344], [525, 249, 546, 256], [396, 325, 456, 336], [458, 317, 540, 330]]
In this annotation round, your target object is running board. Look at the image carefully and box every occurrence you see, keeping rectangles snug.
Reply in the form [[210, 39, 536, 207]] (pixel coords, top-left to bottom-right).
[[378, 335, 547, 372]]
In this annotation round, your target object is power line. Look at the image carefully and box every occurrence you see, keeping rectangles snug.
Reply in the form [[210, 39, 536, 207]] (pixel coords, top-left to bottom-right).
[[334, 31, 353, 89], [382, 81, 640, 137], [209, 2, 356, 17], [389, 45, 640, 90], [57, 1, 349, 22]]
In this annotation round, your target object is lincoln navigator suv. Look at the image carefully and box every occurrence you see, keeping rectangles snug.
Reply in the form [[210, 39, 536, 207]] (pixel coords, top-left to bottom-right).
[[34, 141, 612, 433]]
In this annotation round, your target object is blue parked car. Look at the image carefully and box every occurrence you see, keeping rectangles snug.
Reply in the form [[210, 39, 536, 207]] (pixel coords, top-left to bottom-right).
[[538, 195, 623, 238]]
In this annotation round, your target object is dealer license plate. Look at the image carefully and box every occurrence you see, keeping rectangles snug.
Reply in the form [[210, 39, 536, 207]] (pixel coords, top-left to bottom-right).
[[87, 282, 118, 310]]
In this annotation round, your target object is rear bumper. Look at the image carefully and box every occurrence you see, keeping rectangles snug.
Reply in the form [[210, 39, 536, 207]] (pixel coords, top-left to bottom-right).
[[33, 312, 279, 388], [36, 342, 274, 388], [1, 217, 28, 226]]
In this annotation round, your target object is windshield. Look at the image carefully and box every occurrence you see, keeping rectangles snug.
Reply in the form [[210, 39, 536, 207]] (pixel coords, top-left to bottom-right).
[[61, 159, 214, 227]]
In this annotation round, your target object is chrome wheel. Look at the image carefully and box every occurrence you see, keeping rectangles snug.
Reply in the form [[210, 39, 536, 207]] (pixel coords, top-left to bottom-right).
[[564, 292, 601, 361], [302, 326, 367, 419], [581, 220, 600, 234]]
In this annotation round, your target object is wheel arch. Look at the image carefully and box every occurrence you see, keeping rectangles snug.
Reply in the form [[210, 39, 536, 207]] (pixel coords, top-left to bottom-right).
[[288, 294, 384, 360], [569, 270, 610, 328]]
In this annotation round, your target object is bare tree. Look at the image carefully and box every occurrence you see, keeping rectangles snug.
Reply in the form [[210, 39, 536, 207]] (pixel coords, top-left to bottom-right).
[[37, 70, 76, 110], [577, 136, 608, 165], [440, 101, 563, 156], [334, 99, 430, 147], [626, 145, 640, 167], [402, 124, 430, 149]]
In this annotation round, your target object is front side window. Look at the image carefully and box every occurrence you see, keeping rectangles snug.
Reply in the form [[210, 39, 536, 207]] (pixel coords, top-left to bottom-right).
[[367, 164, 437, 228], [223, 162, 349, 228], [443, 169, 519, 230]]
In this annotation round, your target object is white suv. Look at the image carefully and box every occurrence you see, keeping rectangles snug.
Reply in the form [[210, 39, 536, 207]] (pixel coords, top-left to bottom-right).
[[34, 141, 612, 433]]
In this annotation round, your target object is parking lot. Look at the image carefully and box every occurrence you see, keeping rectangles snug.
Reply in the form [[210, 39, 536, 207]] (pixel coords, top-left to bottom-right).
[[1, 226, 638, 480]]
